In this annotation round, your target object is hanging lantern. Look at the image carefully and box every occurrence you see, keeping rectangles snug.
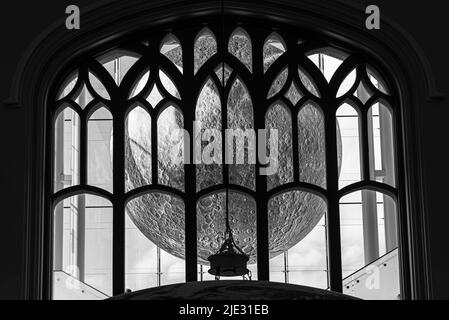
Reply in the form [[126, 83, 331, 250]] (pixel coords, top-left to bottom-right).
[[207, 230, 251, 279], [207, 188, 252, 279]]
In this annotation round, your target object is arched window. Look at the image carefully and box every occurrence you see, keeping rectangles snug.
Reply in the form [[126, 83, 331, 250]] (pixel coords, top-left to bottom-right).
[[50, 20, 401, 300]]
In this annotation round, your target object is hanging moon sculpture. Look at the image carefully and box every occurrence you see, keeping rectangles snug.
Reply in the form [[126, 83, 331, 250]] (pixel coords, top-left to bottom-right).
[[125, 101, 341, 265]]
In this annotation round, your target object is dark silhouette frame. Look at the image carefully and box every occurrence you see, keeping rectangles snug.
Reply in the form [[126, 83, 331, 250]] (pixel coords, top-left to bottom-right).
[[6, 0, 437, 300]]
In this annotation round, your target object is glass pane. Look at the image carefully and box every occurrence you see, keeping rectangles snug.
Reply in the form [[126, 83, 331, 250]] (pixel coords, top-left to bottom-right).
[[265, 103, 293, 190], [270, 271, 287, 283], [285, 82, 303, 106], [158, 106, 185, 191], [159, 70, 180, 99], [129, 70, 150, 99], [57, 71, 78, 100], [263, 33, 286, 73], [336, 68, 357, 97], [215, 64, 232, 87], [368, 103, 396, 187], [308, 52, 343, 82], [289, 271, 328, 288], [269, 252, 286, 276], [227, 78, 255, 190], [88, 72, 110, 100], [125, 197, 186, 291], [126, 193, 186, 265], [268, 191, 327, 256], [340, 200, 365, 277], [367, 66, 390, 95], [298, 67, 320, 97], [228, 28, 252, 72], [337, 104, 361, 189], [52, 195, 113, 299], [340, 190, 399, 299], [125, 106, 151, 192], [146, 84, 164, 108], [298, 104, 327, 188], [194, 28, 217, 74], [99, 52, 140, 86], [287, 216, 328, 289], [197, 191, 257, 278], [88, 107, 113, 193], [160, 249, 186, 285], [195, 79, 222, 191], [267, 68, 288, 99], [340, 191, 398, 276], [125, 213, 158, 291], [354, 80, 373, 104], [74, 84, 93, 109], [160, 34, 183, 72], [54, 107, 80, 192]]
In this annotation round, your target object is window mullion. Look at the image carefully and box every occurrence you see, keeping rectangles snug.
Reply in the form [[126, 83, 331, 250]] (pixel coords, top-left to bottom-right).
[[252, 31, 269, 281], [324, 101, 343, 293], [112, 98, 126, 295], [180, 32, 198, 282]]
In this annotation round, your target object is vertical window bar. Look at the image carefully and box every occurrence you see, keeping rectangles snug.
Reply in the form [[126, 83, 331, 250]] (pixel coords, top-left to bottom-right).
[[77, 195, 86, 282], [324, 110, 343, 292], [112, 62, 126, 294], [362, 106, 380, 263], [253, 30, 270, 281], [324, 212, 330, 289], [180, 31, 197, 281], [358, 69, 380, 264], [53, 114, 65, 271], [221, 22, 229, 207], [287, 35, 300, 184], [323, 55, 343, 292], [359, 75, 371, 182], [79, 67, 88, 186]]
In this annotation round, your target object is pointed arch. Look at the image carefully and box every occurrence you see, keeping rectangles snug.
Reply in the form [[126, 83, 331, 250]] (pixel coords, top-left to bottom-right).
[[13, 0, 432, 299]]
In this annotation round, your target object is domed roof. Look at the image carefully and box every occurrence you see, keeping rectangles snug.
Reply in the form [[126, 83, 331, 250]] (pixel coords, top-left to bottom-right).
[[110, 281, 356, 300]]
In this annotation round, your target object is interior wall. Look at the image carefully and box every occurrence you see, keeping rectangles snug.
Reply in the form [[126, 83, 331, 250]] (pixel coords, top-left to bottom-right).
[[0, 0, 447, 299]]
